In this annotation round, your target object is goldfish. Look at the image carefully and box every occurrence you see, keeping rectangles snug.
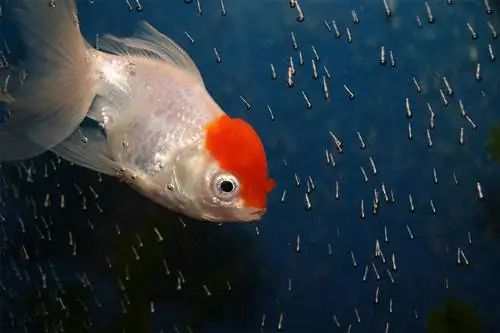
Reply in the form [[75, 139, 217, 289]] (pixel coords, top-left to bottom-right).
[[0, 0, 275, 222]]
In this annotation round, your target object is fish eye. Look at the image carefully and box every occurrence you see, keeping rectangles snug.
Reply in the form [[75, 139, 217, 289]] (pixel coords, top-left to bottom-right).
[[213, 173, 240, 199]]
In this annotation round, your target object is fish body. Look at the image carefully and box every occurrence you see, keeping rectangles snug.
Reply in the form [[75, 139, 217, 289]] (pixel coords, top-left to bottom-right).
[[0, 0, 275, 222], [92, 53, 223, 214]]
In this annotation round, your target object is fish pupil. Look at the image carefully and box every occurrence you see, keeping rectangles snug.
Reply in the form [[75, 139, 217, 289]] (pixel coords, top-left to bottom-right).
[[220, 180, 234, 193]]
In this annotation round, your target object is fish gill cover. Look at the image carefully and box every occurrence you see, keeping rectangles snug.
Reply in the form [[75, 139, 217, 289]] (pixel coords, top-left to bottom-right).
[[1, 0, 500, 332]]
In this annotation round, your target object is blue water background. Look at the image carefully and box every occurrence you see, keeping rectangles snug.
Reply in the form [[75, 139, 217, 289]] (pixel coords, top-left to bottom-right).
[[2, 0, 500, 332]]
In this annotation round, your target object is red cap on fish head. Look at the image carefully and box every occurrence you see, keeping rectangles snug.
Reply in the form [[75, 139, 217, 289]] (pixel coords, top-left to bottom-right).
[[205, 115, 276, 209]]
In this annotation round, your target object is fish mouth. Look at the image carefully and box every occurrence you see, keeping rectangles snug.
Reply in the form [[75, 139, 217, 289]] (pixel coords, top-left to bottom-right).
[[225, 207, 266, 222], [251, 208, 266, 216], [240, 207, 266, 221], [198, 207, 265, 222]]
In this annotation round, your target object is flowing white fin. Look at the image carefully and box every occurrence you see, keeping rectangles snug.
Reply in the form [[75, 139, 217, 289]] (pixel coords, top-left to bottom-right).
[[98, 21, 203, 82], [0, 0, 96, 161], [51, 126, 120, 176]]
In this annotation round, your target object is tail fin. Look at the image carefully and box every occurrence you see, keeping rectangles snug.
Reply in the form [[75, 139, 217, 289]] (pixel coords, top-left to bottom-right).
[[0, 0, 96, 161]]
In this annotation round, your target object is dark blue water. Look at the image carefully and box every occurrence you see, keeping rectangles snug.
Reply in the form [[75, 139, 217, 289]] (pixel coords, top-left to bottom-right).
[[2, 0, 500, 332]]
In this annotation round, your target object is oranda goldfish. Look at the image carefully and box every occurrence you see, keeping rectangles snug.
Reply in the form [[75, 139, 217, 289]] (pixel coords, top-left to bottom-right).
[[0, 0, 275, 222]]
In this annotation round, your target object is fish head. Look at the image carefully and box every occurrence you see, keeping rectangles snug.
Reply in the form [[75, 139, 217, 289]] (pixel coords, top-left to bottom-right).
[[158, 114, 275, 222]]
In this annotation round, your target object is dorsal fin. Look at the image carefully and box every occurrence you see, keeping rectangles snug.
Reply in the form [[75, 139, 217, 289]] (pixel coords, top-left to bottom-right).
[[98, 21, 203, 81]]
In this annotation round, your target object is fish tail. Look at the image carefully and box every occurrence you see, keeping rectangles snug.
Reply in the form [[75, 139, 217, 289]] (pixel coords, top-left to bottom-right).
[[0, 0, 96, 162]]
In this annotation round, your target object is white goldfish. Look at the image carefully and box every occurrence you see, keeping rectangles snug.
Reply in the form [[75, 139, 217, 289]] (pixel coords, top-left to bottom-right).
[[0, 0, 275, 222]]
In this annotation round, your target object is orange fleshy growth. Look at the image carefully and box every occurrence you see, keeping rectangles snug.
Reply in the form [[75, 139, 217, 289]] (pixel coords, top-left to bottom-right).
[[205, 115, 275, 209]]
